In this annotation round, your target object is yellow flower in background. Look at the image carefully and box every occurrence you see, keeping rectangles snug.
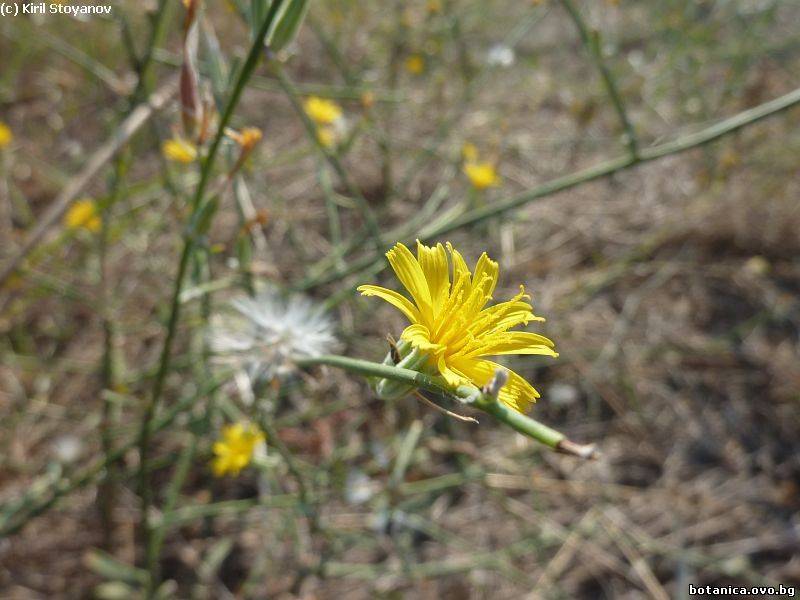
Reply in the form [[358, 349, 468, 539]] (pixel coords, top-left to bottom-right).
[[317, 126, 336, 148], [162, 137, 198, 163], [358, 242, 557, 413], [211, 422, 265, 477], [464, 161, 501, 189], [64, 198, 101, 232], [0, 122, 12, 149], [405, 54, 425, 75], [227, 126, 263, 152], [304, 96, 342, 125], [427, 0, 442, 14]]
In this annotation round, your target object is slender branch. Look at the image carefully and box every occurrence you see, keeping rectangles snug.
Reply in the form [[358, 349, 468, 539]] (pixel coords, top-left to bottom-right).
[[559, 0, 638, 157]]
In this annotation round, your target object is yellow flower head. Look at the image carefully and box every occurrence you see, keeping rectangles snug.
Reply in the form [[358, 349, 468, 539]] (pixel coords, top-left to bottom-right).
[[211, 422, 265, 477], [162, 137, 198, 163], [0, 121, 13, 149], [427, 0, 442, 14], [304, 96, 343, 125], [317, 125, 336, 149], [464, 161, 501, 189], [64, 198, 101, 232], [405, 54, 425, 75], [358, 242, 557, 413]]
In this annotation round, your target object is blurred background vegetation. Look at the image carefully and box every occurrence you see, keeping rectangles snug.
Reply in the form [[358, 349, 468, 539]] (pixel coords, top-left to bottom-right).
[[1, 0, 799, 597]]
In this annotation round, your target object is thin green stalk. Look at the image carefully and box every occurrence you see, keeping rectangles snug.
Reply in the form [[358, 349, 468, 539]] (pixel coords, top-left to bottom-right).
[[97, 153, 129, 549], [254, 415, 315, 527], [92, 0, 172, 554], [254, 407, 334, 592], [317, 160, 345, 269], [138, 0, 175, 93], [146, 433, 197, 585], [135, 0, 287, 580], [295, 355, 591, 455], [559, 0, 638, 157], [373, 0, 408, 194]]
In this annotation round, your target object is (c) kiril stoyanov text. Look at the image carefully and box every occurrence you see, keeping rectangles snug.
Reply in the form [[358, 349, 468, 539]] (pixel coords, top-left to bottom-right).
[[0, 2, 111, 16]]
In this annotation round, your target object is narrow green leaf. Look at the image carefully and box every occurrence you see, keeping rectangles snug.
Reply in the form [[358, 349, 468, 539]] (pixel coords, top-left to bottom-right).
[[268, 0, 311, 53]]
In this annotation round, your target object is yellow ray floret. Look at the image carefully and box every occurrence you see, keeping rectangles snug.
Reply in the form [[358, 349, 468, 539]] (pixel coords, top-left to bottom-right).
[[211, 422, 265, 477], [358, 241, 557, 413]]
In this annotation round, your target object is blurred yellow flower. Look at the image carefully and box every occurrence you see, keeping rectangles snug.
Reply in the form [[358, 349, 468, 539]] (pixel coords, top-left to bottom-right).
[[464, 162, 501, 189], [405, 54, 425, 75], [64, 198, 101, 232], [304, 96, 342, 125], [211, 422, 265, 477], [317, 126, 336, 148], [358, 241, 557, 413], [0, 122, 12, 149], [162, 137, 198, 163], [427, 0, 442, 14], [227, 126, 263, 152]]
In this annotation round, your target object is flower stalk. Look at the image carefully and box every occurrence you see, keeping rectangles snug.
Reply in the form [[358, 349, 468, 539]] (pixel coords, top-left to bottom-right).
[[296, 354, 596, 458]]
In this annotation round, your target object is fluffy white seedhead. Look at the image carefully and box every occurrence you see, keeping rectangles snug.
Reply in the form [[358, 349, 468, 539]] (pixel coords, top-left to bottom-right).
[[486, 44, 515, 68], [209, 290, 339, 385]]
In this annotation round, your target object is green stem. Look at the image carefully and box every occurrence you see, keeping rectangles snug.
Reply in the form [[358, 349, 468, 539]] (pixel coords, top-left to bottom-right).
[[296, 355, 586, 454], [471, 395, 563, 448], [146, 433, 197, 585], [559, 0, 638, 157]]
